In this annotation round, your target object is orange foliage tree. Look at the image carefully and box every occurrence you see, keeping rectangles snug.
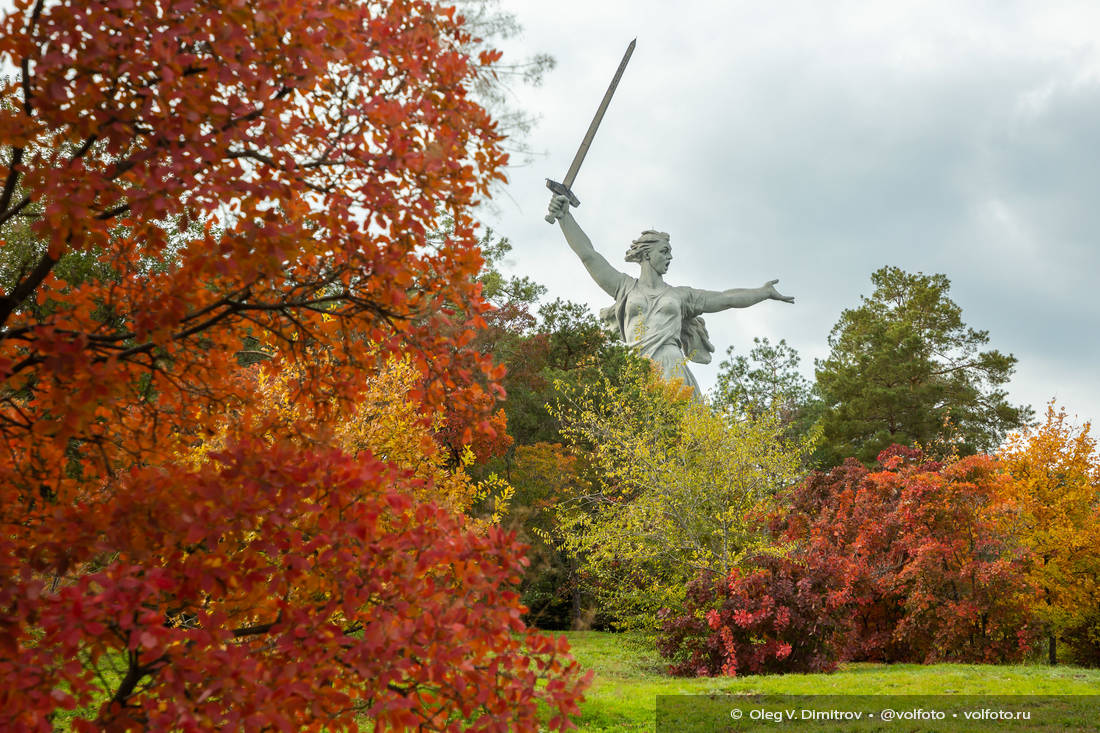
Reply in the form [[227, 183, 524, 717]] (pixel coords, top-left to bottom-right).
[[0, 0, 588, 729], [210, 355, 515, 522], [679, 447, 1038, 672], [999, 402, 1100, 664]]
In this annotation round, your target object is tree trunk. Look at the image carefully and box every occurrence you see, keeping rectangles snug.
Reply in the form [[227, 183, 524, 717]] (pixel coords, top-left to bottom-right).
[[1048, 633, 1057, 665], [569, 561, 585, 630]]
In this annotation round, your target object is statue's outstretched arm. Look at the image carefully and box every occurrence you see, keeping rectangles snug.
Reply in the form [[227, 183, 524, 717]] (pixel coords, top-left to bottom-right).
[[698, 279, 794, 313], [547, 194, 624, 298]]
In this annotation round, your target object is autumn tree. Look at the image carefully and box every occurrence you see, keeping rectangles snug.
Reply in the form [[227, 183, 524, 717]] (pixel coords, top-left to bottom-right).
[[0, 1, 590, 729], [657, 554, 851, 677], [193, 354, 515, 523], [442, 234, 636, 629], [551, 357, 816, 631], [471, 284, 628, 629], [883, 452, 1037, 662], [658, 447, 1040, 678], [815, 266, 1031, 465], [497, 441, 591, 629], [775, 447, 1037, 665], [999, 402, 1100, 665], [1, 0, 512, 494], [494, 300, 634, 629]]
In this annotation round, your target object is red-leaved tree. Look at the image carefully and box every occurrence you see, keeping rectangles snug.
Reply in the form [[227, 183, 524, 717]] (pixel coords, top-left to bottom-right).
[[777, 447, 1038, 664], [659, 447, 1039, 676], [777, 454, 912, 662], [0, 0, 589, 729]]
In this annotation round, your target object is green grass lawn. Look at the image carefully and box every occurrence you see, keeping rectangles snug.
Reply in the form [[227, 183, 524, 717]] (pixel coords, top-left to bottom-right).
[[560, 631, 1100, 732], [50, 630, 1100, 730]]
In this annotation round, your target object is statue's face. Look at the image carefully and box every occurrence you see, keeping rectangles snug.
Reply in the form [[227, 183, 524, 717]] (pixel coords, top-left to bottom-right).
[[648, 242, 672, 274]]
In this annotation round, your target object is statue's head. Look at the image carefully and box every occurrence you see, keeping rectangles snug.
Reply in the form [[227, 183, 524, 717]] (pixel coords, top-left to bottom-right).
[[625, 230, 672, 274]]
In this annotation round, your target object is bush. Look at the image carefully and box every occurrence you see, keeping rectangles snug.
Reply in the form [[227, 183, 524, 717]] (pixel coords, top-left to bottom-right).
[[660, 446, 1042, 677], [656, 554, 849, 677], [775, 447, 1039, 665]]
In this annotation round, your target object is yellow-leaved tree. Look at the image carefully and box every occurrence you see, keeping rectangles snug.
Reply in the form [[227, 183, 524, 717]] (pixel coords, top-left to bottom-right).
[[549, 357, 818, 631], [188, 352, 513, 524], [999, 401, 1100, 665]]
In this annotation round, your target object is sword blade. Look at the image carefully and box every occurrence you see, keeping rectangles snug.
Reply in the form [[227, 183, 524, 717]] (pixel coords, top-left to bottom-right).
[[561, 38, 636, 189]]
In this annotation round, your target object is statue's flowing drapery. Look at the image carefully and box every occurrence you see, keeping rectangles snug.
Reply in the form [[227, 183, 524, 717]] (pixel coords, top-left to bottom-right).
[[600, 273, 715, 396]]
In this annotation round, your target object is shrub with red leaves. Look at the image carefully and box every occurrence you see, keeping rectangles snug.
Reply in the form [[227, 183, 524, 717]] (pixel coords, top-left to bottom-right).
[[775, 447, 1038, 664], [658, 446, 1040, 676], [656, 554, 849, 677]]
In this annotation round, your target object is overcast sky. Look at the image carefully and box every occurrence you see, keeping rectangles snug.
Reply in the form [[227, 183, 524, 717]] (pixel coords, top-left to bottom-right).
[[477, 0, 1100, 430]]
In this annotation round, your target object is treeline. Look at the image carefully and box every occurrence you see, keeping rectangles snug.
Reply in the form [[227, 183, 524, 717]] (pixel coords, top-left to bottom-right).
[[469, 236, 1100, 673]]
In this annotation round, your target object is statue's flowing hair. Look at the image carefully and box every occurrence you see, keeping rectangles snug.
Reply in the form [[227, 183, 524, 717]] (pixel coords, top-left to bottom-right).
[[624, 230, 669, 263]]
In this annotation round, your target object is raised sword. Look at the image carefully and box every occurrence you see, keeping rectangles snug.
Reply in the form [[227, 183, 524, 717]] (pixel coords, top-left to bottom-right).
[[544, 38, 636, 223]]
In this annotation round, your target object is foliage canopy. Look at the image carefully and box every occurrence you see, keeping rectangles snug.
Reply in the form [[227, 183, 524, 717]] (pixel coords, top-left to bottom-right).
[[551, 357, 816, 631], [815, 266, 1031, 465], [0, 0, 590, 728], [999, 402, 1100, 665]]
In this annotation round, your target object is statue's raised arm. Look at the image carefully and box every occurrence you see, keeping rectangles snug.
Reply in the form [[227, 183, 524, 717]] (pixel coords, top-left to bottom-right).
[[546, 194, 625, 298], [544, 193, 794, 398]]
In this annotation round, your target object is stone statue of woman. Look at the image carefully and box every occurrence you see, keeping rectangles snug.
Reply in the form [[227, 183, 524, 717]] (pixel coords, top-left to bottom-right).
[[546, 194, 794, 397]]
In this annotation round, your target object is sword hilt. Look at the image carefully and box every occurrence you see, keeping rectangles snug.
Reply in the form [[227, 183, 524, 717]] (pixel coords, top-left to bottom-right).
[[544, 179, 581, 224]]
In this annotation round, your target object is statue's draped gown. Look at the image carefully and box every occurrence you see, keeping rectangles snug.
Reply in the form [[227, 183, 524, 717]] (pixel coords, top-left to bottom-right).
[[601, 273, 715, 397]]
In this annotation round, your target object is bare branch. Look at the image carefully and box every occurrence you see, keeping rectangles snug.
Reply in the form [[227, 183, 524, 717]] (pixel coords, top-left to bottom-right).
[[0, 195, 32, 228], [0, 249, 58, 328], [0, 147, 25, 217]]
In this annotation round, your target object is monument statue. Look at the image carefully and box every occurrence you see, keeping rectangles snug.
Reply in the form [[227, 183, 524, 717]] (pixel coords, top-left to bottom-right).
[[541, 39, 793, 396], [545, 196, 794, 396]]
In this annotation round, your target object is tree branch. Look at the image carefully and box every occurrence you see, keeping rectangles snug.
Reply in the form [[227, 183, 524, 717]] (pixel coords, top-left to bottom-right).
[[95, 203, 131, 221], [0, 248, 58, 328], [232, 621, 278, 638], [233, 610, 282, 637], [0, 195, 32, 228], [0, 147, 25, 217], [20, 0, 46, 116]]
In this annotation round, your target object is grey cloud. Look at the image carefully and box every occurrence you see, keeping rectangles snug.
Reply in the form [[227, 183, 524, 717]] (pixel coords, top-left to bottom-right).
[[484, 1, 1100, 424]]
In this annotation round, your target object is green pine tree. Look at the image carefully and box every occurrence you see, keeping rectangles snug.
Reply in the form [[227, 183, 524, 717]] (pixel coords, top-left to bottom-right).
[[815, 266, 1031, 465]]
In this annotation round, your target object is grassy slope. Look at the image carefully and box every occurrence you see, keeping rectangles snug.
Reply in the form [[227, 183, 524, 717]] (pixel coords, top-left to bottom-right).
[[51, 630, 1100, 730], [561, 631, 1100, 732]]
